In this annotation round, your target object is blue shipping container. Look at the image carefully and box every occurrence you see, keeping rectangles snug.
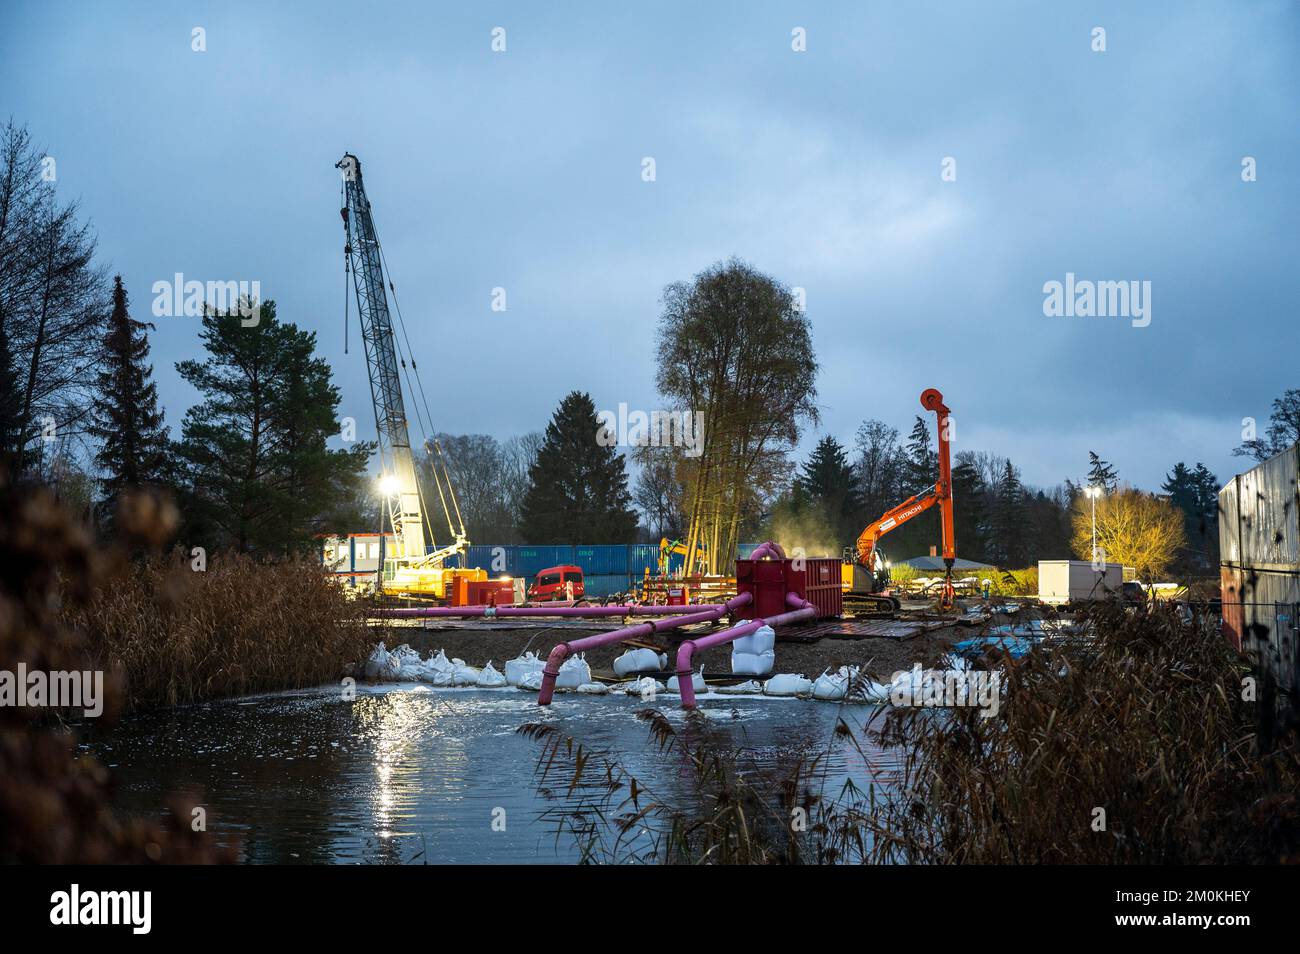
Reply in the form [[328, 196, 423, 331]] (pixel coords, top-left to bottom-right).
[[581, 573, 634, 599], [516, 545, 575, 577], [629, 543, 658, 575], [573, 544, 629, 575]]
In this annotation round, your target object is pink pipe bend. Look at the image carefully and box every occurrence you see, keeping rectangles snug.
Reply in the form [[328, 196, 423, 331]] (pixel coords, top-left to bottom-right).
[[675, 593, 816, 710], [535, 592, 753, 705], [748, 541, 787, 561]]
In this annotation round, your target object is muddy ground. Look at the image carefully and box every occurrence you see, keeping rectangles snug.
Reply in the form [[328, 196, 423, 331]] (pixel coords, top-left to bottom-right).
[[369, 602, 1040, 684]]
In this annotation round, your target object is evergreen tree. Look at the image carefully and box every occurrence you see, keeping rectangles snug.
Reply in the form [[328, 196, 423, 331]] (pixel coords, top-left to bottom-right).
[[1086, 451, 1118, 493], [517, 391, 638, 543], [87, 276, 169, 525], [892, 415, 939, 557], [951, 452, 988, 563], [989, 459, 1030, 567], [174, 302, 371, 555], [1163, 461, 1220, 569], [794, 435, 861, 547]]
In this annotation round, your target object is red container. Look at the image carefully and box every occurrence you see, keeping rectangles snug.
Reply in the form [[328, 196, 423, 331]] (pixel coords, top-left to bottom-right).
[[665, 585, 688, 606], [468, 580, 517, 607], [734, 557, 842, 621]]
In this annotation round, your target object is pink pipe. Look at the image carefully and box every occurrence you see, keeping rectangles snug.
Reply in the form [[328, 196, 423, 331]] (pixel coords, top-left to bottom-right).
[[749, 541, 786, 561], [536, 592, 754, 705], [373, 603, 730, 619], [675, 593, 816, 710]]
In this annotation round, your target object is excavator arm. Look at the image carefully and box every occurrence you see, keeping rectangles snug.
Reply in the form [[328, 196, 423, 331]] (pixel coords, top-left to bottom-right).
[[852, 388, 956, 609]]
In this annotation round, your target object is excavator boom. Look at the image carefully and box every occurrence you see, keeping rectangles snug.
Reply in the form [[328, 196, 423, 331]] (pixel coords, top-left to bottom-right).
[[850, 388, 957, 610]]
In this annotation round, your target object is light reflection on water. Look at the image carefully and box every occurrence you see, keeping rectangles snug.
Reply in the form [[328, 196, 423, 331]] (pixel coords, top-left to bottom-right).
[[81, 685, 899, 864]]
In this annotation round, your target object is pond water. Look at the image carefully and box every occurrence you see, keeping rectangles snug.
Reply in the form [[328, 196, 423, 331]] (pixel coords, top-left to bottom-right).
[[80, 685, 899, 864]]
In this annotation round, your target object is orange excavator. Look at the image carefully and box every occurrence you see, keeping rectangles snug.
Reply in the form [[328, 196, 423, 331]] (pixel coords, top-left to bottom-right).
[[844, 388, 956, 613]]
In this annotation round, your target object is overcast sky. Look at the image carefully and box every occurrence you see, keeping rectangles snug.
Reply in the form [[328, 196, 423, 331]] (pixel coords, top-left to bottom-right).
[[3, 0, 1296, 491]]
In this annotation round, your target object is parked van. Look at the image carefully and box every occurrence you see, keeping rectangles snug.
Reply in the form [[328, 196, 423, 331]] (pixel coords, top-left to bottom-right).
[[527, 565, 585, 602]]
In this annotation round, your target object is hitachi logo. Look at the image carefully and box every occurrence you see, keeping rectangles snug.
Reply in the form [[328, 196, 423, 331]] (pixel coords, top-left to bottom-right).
[[50, 884, 151, 934]]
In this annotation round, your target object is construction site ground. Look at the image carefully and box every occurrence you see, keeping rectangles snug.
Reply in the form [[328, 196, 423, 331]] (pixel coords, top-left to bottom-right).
[[372, 599, 1052, 685]]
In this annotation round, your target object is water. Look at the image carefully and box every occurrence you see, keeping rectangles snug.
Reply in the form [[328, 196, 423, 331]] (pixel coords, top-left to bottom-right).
[[80, 685, 898, 864]]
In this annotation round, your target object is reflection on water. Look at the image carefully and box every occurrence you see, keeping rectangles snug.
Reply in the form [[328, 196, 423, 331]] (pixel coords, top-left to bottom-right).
[[80, 686, 898, 864]]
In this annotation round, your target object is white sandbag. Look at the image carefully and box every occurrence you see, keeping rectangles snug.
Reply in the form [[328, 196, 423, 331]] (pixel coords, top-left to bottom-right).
[[812, 668, 849, 701], [516, 670, 544, 691], [476, 661, 507, 688], [504, 652, 546, 687], [612, 647, 667, 676], [764, 673, 812, 697], [364, 642, 401, 681], [665, 668, 707, 695], [623, 677, 664, 697], [731, 648, 775, 676], [554, 653, 591, 690], [449, 658, 481, 686], [732, 625, 775, 656], [714, 679, 764, 695], [576, 682, 609, 695]]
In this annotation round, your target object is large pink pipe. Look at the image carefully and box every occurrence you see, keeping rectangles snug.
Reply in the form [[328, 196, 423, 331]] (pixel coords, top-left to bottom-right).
[[535, 592, 753, 705], [749, 541, 786, 561], [674, 593, 816, 710], [373, 603, 730, 619]]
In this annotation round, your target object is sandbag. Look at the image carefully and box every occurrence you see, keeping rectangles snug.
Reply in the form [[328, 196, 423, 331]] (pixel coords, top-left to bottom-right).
[[714, 679, 763, 695], [812, 667, 849, 701], [665, 669, 707, 695], [516, 670, 544, 691], [554, 653, 591, 690], [449, 658, 481, 686], [731, 648, 775, 676], [576, 682, 609, 695], [612, 647, 667, 676], [623, 677, 663, 697], [763, 673, 812, 697], [504, 652, 546, 687], [476, 661, 507, 688], [732, 625, 775, 656]]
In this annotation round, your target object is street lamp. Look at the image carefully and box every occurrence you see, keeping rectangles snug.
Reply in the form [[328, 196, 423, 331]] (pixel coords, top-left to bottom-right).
[[1083, 485, 1102, 568]]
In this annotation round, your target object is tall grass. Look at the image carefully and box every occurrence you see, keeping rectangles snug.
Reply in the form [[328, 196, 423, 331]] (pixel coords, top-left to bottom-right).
[[67, 552, 372, 709], [1, 483, 235, 862], [522, 600, 1300, 864]]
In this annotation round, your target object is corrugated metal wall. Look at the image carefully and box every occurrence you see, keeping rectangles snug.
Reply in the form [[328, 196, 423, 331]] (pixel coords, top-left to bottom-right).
[[1219, 445, 1299, 735]]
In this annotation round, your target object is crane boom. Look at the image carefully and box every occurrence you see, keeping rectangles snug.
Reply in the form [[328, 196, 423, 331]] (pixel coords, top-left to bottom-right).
[[337, 153, 426, 563]]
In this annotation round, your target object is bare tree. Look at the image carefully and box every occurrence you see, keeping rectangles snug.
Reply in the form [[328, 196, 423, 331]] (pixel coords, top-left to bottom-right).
[[0, 121, 106, 477]]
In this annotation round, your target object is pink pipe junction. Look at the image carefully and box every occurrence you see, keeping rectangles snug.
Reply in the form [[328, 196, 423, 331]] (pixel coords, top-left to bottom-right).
[[674, 592, 817, 710], [535, 592, 754, 705]]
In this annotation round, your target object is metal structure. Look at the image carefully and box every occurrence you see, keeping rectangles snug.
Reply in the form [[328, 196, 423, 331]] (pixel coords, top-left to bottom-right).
[[337, 153, 469, 594]]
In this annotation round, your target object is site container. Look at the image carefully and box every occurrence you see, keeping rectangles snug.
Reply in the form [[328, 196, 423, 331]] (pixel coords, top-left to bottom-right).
[[467, 579, 517, 606], [582, 574, 633, 599], [629, 544, 659, 576], [573, 545, 629, 576], [1036, 560, 1122, 605], [516, 546, 575, 577], [1219, 445, 1299, 734], [734, 557, 842, 621]]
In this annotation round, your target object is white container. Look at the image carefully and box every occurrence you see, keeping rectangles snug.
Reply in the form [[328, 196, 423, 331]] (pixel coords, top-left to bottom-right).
[[1037, 560, 1122, 605]]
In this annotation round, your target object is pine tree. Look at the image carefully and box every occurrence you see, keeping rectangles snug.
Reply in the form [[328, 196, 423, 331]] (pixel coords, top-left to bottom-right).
[[989, 459, 1030, 567], [174, 302, 372, 555], [794, 436, 861, 547], [1163, 461, 1220, 568], [891, 415, 939, 557], [951, 453, 988, 563], [87, 276, 170, 525], [517, 391, 638, 543], [1087, 451, 1118, 493]]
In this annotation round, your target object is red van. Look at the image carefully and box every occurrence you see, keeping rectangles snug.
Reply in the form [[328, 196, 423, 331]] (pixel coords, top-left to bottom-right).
[[527, 565, 584, 602]]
